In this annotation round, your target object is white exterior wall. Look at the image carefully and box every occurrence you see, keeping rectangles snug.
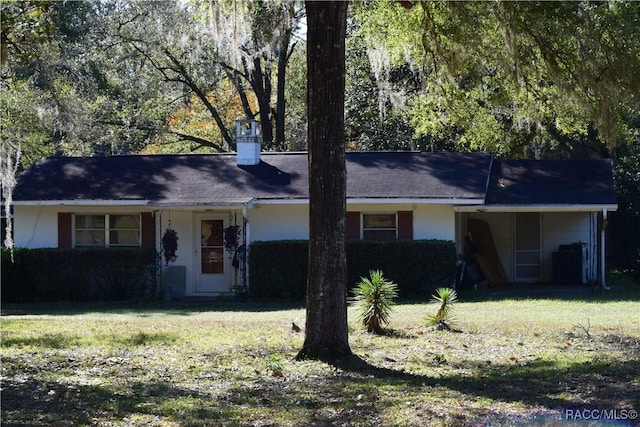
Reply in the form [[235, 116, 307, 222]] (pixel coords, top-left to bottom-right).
[[346, 203, 455, 241], [156, 209, 195, 295], [14, 202, 459, 249], [246, 203, 456, 242], [14, 206, 59, 248], [414, 204, 455, 240], [248, 204, 310, 241]]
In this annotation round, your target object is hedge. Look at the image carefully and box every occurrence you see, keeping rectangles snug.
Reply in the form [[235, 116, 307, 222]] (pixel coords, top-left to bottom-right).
[[248, 240, 457, 299], [1, 241, 456, 302], [1, 248, 157, 303]]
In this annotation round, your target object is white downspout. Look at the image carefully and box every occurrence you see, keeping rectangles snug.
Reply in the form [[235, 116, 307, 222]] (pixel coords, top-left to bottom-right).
[[243, 204, 250, 290], [156, 209, 163, 298], [601, 208, 610, 290]]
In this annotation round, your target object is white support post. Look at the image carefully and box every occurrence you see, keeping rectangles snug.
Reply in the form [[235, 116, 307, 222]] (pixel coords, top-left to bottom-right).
[[601, 208, 610, 290]]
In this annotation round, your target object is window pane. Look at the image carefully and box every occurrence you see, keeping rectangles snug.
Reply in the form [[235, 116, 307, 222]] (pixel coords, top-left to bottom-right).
[[201, 248, 224, 274], [363, 229, 397, 240], [76, 230, 105, 246], [363, 214, 395, 228], [201, 220, 223, 247], [516, 251, 540, 265], [110, 215, 140, 229], [76, 215, 105, 229], [110, 230, 141, 246], [516, 265, 540, 278], [75, 215, 106, 247], [515, 213, 540, 250]]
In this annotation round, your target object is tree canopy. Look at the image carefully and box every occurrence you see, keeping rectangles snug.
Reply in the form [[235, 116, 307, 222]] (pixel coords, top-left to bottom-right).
[[2, 0, 639, 269], [3, 0, 639, 165], [355, 1, 640, 158], [1, 0, 306, 166]]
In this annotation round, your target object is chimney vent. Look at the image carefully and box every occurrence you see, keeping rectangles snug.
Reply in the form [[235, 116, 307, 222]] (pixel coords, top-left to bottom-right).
[[236, 119, 261, 165]]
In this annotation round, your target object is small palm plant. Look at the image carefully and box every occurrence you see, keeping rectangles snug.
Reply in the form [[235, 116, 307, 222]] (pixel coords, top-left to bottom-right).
[[351, 270, 399, 334], [425, 287, 458, 331]]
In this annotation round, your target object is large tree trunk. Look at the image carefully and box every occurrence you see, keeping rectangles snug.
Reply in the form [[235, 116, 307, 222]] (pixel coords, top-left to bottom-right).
[[297, 1, 351, 362]]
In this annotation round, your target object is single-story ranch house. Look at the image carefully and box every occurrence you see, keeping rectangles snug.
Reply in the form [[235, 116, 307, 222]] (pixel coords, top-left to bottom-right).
[[11, 121, 617, 297]]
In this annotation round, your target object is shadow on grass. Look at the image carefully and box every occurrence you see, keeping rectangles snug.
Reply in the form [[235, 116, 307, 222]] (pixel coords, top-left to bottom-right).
[[1, 299, 306, 317], [1, 332, 179, 349], [2, 350, 638, 426], [331, 353, 640, 411], [0, 376, 237, 427], [219, 352, 640, 426], [0, 333, 83, 349]]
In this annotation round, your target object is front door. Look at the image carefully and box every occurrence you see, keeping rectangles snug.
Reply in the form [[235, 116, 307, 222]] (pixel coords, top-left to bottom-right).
[[514, 212, 541, 283], [195, 215, 231, 293]]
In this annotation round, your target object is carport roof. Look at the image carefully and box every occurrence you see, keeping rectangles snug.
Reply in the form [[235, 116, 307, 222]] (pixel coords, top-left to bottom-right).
[[484, 159, 617, 209]]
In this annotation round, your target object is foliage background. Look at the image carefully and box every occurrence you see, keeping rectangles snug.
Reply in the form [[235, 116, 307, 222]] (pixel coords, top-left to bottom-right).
[[2, 1, 639, 275]]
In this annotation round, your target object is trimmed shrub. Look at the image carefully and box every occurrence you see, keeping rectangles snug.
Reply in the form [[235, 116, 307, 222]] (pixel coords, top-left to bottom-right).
[[1, 248, 157, 303], [346, 240, 457, 297], [248, 240, 456, 299], [248, 241, 309, 299]]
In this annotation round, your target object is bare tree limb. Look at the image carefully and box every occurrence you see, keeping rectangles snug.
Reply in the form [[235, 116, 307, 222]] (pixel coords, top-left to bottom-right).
[[162, 48, 234, 148]]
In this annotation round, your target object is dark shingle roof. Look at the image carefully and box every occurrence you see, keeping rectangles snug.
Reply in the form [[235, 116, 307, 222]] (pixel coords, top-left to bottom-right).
[[13, 152, 617, 208], [13, 152, 492, 204], [486, 159, 617, 206]]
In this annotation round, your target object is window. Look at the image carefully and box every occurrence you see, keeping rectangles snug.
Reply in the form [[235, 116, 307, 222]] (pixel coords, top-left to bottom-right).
[[362, 214, 397, 240], [200, 219, 224, 274], [347, 211, 412, 241], [74, 214, 141, 248]]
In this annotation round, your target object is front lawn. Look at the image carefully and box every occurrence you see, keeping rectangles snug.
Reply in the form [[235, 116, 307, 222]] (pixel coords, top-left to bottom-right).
[[1, 294, 639, 426]]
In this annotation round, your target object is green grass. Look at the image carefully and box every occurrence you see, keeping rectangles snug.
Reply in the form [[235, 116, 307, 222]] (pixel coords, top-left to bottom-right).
[[2, 288, 639, 426]]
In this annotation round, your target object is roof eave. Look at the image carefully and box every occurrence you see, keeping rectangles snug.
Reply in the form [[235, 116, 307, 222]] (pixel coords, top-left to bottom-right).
[[348, 197, 486, 205], [12, 199, 149, 206], [454, 204, 618, 213], [251, 197, 486, 206], [148, 199, 252, 208]]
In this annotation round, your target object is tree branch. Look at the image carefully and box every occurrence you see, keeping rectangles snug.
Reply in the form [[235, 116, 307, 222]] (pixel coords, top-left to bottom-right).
[[95, 119, 225, 152], [171, 131, 225, 152], [225, 68, 255, 119], [162, 48, 233, 147]]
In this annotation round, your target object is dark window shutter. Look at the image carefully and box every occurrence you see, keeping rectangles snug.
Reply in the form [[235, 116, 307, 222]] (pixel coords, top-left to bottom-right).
[[141, 212, 155, 249], [346, 211, 360, 239], [397, 211, 413, 240], [58, 212, 72, 248]]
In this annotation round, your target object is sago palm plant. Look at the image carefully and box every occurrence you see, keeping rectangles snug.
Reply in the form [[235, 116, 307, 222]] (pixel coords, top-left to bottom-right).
[[351, 270, 399, 334], [425, 287, 458, 331]]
